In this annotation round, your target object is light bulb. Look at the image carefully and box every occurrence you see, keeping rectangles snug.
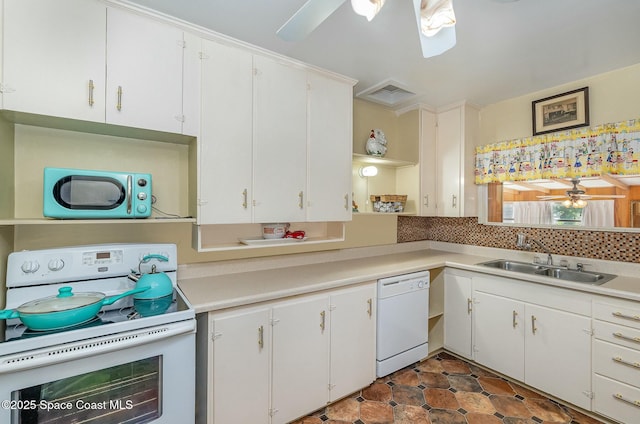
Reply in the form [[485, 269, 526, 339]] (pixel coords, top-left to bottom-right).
[[359, 165, 378, 177], [351, 0, 386, 21]]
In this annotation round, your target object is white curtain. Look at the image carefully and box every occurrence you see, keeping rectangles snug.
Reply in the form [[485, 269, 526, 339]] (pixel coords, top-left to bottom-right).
[[512, 201, 553, 225], [583, 200, 615, 228]]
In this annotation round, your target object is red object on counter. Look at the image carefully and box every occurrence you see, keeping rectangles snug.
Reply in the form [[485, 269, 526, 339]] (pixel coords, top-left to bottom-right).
[[284, 230, 305, 239]]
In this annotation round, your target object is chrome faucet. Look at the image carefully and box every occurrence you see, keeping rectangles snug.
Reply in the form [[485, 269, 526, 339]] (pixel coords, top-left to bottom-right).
[[516, 233, 553, 265]]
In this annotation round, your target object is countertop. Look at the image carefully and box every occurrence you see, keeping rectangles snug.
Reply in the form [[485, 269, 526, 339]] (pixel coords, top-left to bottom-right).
[[178, 248, 640, 314]]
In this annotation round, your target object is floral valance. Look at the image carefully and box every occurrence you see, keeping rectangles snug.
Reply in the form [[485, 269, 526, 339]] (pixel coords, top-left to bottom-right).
[[474, 118, 640, 184]]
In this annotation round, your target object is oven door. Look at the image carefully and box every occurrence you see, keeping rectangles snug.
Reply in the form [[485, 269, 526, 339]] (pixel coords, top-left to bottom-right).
[[0, 321, 195, 424]]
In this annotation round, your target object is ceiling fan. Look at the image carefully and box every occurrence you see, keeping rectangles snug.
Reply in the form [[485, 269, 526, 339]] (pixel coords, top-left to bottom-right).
[[537, 178, 625, 208], [276, 0, 457, 58]]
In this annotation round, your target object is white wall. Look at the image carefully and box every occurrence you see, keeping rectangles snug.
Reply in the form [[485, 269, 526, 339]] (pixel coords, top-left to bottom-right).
[[478, 63, 640, 146]]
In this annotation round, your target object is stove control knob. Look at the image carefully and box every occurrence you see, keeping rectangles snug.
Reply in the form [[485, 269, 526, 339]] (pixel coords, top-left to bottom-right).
[[48, 259, 65, 271], [21, 260, 40, 274]]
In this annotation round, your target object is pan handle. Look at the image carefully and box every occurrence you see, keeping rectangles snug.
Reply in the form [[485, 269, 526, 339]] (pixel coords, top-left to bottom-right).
[[102, 286, 150, 306], [0, 309, 20, 320]]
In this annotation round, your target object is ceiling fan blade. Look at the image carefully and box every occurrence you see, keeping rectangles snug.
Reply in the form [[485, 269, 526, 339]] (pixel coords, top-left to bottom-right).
[[584, 194, 626, 199], [537, 195, 566, 200], [413, 0, 456, 58], [277, 0, 347, 42]]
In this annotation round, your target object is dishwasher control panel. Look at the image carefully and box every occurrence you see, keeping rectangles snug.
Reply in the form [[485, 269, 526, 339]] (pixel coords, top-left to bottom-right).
[[377, 270, 430, 298]]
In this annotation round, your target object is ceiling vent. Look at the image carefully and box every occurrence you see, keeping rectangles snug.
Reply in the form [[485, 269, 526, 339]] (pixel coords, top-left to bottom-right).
[[356, 80, 417, 107]]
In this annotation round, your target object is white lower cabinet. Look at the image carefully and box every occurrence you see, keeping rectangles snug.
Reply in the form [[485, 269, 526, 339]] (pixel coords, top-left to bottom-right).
[[443, 269, 473, 359], [472, 275, 592, 410], [592, 297, 640, 423], [473, 291, 525, 380], [271, 294, 329, 423], [208, 306, 271, 424], [196, 283, 376, 424]]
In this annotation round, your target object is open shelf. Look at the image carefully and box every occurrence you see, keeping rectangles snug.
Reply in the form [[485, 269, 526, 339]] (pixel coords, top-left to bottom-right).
[[353, 153, 416, 168], [193, 222, 345, 252], [0, 217, 196, 226]]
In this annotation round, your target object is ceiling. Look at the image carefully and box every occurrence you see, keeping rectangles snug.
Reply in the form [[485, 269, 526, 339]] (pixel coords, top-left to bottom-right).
[[125, 0, 640, 109]]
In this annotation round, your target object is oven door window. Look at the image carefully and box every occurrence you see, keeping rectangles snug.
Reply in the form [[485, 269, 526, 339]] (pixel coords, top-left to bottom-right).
[[53, 176, 126, 210], [13, 356, 162, 424]]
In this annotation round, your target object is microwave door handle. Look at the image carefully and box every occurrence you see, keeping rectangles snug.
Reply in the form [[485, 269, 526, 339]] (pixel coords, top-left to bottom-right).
[[126, 175, 133, 215]]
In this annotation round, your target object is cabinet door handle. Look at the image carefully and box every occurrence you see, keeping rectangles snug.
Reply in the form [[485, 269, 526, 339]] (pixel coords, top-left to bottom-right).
[[613, 393, 640, 408], [513, 310, 518, 328], [367, 298, 372, 317], [531, 315, 537, 334], [242, 189, 248, 209], [424, 195, 429, 207], [116, 86, 123, 111], [344, 193, 349, 211], [258, 325, 264, 349], [467, 298, 472, 314], [298, 191, 304, 209], [452, 195, 457, 208], [613, 356, 640, 369], [612, 311, 640, 322], [613, 332, 640, 344], [320, 310, 326, 331], [88, 79, 95, 106]]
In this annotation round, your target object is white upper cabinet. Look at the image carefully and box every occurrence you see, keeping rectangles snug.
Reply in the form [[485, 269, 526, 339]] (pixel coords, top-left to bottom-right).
[[253, 55, 308, 223], [416, 103, 478, 217], [106, 7, 184, 133], [198, 38, 254, 225], [435, 103, 478, 217], [307, 72, 353, 222], [2, 0, 191, 135], [418, 108, 438, 216], [2, 0, 106, 122]]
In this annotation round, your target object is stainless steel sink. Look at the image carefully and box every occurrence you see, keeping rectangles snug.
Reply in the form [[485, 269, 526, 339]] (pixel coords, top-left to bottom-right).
[[540, 267, 617, 285], [478, 259, 616, 286], [479, 260, 549, 275]]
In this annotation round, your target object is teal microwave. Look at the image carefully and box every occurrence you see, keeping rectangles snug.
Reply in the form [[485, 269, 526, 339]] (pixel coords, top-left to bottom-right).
[[43, 167, 152, 219]]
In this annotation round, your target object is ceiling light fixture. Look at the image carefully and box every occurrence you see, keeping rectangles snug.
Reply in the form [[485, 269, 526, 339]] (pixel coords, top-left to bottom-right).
[[562, 197, 587, 209], [420, 0, 456, 37], [359, 165, 379, 177], [351, 0, 386, 22]]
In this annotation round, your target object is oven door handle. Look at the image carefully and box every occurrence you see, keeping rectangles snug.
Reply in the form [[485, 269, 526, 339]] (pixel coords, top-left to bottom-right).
[[0, 320, 195, 374]]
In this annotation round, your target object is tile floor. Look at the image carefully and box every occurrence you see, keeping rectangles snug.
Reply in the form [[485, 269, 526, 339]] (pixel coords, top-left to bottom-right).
[[291, 352, 607, 424]]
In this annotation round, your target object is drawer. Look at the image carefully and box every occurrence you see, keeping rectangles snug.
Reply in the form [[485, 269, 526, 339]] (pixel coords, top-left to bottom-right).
[[594, 300, 640, 331], [594, 340, 640, 388], [594, 320, 640, 350], [593, 374, 640, 424]]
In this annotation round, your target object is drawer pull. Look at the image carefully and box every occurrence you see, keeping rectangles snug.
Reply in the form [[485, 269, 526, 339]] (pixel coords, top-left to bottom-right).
[[613, 393, 640, 408], [613, 332, 640, 344], [613, 356, 640, 369], [613, 311, 640, 322]]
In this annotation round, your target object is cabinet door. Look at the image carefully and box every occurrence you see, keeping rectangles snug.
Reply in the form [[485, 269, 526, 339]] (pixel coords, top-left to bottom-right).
[[2, 0, 106, 122], [211, 308, 271, 424], [253, 55, 307, 223], [443, 271, 473, 358], [474, 291, 525, 381], [436, 107, 462, 217], [307, 72, 352, 222], [198, 39, 253, 224], [329, 284, 376, 402], [106, 7, 183, 133], [271, 295, 329, 424], [419, 109, 438, 216], [525, 304, 591, 410]]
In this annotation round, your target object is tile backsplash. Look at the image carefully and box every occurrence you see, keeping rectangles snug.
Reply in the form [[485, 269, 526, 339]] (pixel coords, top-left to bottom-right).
[[397, 216, 640, 263]]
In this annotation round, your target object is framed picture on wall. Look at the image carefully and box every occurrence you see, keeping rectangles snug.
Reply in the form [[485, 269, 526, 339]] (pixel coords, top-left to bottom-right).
[[532, 87, 589, 135]]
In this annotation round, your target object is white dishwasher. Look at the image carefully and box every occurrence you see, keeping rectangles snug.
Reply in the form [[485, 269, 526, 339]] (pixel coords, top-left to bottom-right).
[[376, 270, 430, 377]]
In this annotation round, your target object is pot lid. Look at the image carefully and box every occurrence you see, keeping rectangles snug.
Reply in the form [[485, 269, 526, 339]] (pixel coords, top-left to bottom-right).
[[17, 287, 104, 314]]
